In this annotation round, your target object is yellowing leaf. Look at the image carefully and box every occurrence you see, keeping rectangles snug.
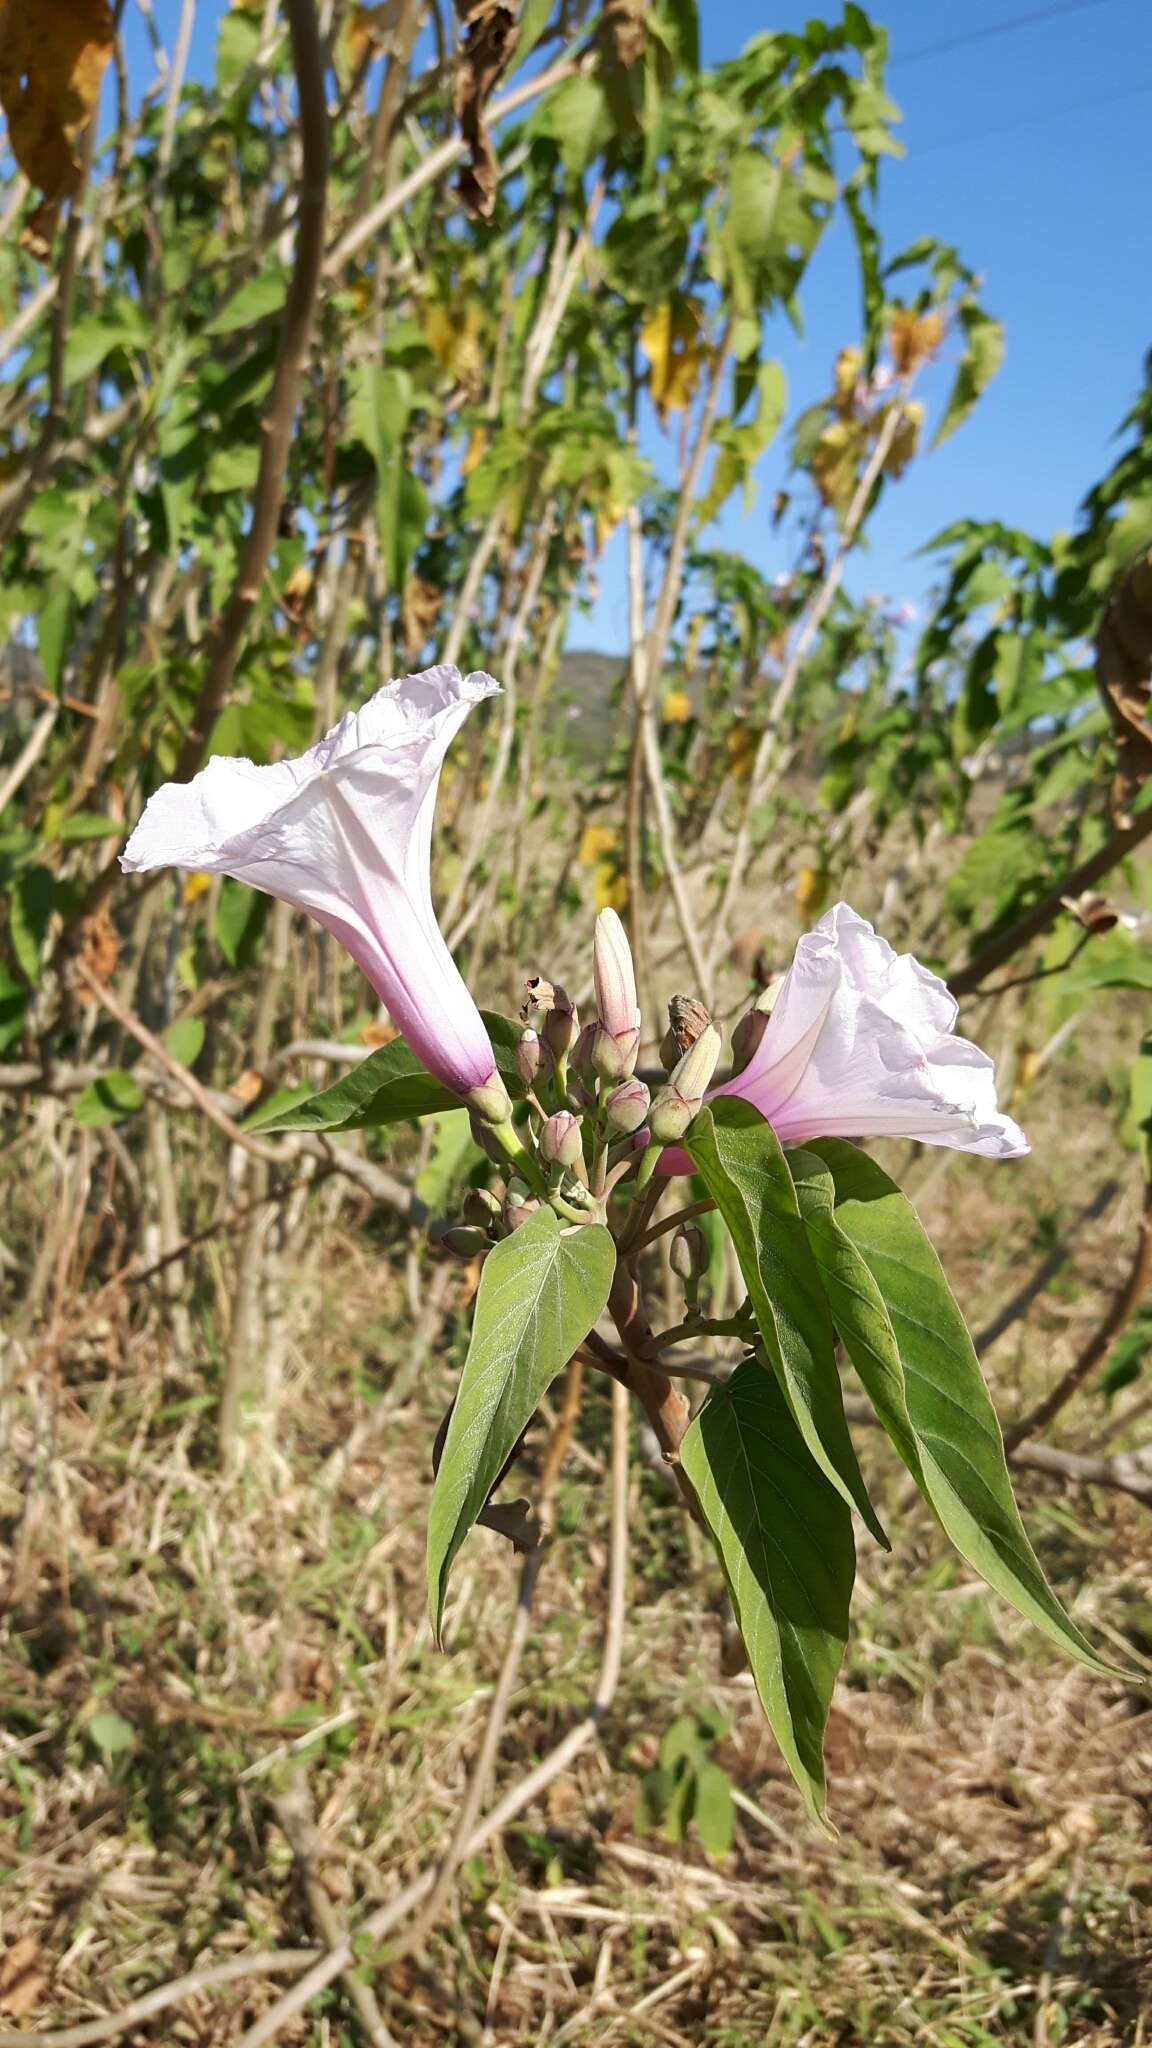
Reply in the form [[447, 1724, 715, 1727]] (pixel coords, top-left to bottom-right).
[[183, 872, 212, 905], [0, 0, 116, 200], [810, 419, 867, 514], [344, 0, 400, 62], [727, 725, 759, 780], [795, 865, 828, 918], [882, 400, 924, 480], [579, 823, 617, 866], [461, 426, 488, 477], [640, 298, 708, 421], [425, 298, 485, 388], [594, 859, 627, 912], [662, 689, 693, 725], [832, 345, 863, 416]]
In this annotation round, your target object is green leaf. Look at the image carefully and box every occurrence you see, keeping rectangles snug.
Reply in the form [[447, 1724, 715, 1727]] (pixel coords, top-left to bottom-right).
[[164, 1017, 205, 1068], [681, 1360, 854, 1831], [683, 1101, 886, 1545], [9, 866, 64, 985], [802, 1138, 1129, 1677], [349, 364, 428, 591], [251, 1012, 526, 1133], [539, 75, 610, 178], [205, 269, 289, 337], [74, 1071, 145, 1127], [693, 1759, 734, 1859], [933, 305, 1004, 450], [415, 1110, 479, 1211], [214, 878, 269, 968], [510, 0, 554, 73], [427, 1212, 615, 1640], [88, 1710, 135, 1758], [0, 963, 28, 1051]]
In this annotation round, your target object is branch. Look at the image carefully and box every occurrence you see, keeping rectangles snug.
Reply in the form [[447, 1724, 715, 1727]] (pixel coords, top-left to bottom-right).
[[174, 0, 329, 780], [323, 53, 587, 273], [1003, 1179, 1152, 1452], [840, 1394, 1152, 1507], [949, 804, 1152, 997]]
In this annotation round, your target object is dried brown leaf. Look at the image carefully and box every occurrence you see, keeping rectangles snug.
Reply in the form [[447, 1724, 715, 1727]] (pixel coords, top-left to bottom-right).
[[0, 1935, 47, 2018], [452, 0, 519, 221], [0, 0, 115, 201]]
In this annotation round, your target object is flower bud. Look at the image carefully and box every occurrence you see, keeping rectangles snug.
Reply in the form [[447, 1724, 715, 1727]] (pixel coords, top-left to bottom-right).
[[660, 993, 712, 1073], [669, 1224, 708, 1284], [593, 907, 639, 1042], [591, 1022, 641, 1083], [463, 1187, 501, 1229], [539, 1109, 583, 1168], [542, 986, 579, 1061], [515, 1028, 547, 1090], [604, 1076, 650, 1134], [648, 1024, 722, 1143], [503, 1179, 541, 1232], [466, 1070, 513, 1126], [571, 1020, 596, 1080], [729, 1005, 770, 1077], [436, 1223, 490, 1260]]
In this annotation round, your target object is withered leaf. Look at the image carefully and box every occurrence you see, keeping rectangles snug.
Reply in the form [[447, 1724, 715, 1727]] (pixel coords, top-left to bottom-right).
[[452, 0, 519, 221], [0, 0, 116, 201], [1096, 547, 1152, 828], [0, 1935, 47, 2019]]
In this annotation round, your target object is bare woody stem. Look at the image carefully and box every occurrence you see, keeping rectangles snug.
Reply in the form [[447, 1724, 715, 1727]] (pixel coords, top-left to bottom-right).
[[174, 0, 329, 781], [1003, 1178, 1152, 1453], [949, 804, 1152, 997]]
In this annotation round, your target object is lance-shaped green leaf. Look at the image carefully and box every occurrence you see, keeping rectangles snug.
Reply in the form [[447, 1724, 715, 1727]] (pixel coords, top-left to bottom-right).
[[248, 1012, 524, 1133], [427, 1212, 615, 1643], [681, 1361, 854, 1832], [684, 1101, 886, 1546], [801, 1137, 1129, 1677]]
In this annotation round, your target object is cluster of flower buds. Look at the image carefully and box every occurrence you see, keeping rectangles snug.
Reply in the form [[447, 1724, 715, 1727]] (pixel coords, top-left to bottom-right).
[[433, 904, 733, 1259]]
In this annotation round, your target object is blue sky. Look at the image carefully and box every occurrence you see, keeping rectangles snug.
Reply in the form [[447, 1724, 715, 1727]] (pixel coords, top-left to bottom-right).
[[575, 0, 1152, 647]]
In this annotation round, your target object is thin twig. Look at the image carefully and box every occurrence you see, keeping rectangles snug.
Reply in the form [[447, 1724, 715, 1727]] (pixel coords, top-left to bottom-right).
[[273, 1770, 398, 2048], [174, 0, 329, 778], [0, 1952, 320, 2048], [950, 804, 1152, 997], [1004, 1179, 1152, 1452], [324, 54, 587, 272], [0, 706, 58, 815]]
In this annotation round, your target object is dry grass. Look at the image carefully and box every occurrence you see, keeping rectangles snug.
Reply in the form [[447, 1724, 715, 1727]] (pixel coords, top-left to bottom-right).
[[1, 1006, 1150, 2046]]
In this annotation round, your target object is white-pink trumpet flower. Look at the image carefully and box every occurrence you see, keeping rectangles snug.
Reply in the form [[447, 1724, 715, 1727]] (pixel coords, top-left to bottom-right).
[[664, 902, 1027, 1168], [122, 666, 504, 1107]]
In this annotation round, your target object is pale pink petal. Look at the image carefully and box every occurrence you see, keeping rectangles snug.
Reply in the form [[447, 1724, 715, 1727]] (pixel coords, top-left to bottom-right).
[[122, 667, 500, 1096], [698, 902, 1028, 1161]]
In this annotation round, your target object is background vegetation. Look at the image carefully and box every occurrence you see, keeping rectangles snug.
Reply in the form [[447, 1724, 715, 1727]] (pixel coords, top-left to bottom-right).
[[0, 0, 1150, 2040]]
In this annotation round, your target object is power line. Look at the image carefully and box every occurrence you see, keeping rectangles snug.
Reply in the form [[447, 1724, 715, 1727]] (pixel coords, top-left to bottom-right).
[[913, 74, 1152, 153], [893, 0, 1119, 67]]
